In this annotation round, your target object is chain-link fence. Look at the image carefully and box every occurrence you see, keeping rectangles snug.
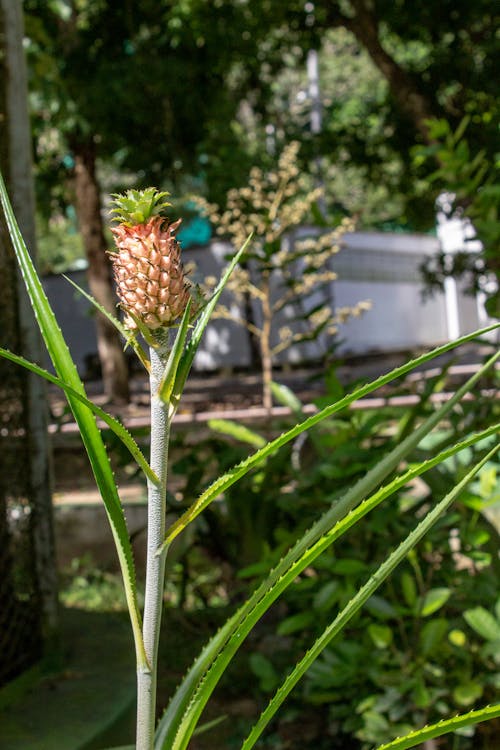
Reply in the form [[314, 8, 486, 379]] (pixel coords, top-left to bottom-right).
[[0, 222, 43, 688], [0, 0, 56, 690]]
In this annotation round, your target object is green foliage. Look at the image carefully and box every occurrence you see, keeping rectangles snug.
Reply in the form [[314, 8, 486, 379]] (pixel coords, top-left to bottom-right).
[[60, 554, 132, 612], [110, 188, 172, 226], [0, 171, 147, 668], [22, 0, 500, 247], [0, 346, 158, 484], [238, 380, 500, 749], [162, 365, 500, 749], [414, 117, 500, 317], [375, 703, 500, 750], [36, 212, 85, 274], [2, 168, 499, 749]]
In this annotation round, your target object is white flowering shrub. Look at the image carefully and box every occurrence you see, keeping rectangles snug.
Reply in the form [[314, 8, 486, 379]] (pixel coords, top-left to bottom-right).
[[195, 142, 371, 410]]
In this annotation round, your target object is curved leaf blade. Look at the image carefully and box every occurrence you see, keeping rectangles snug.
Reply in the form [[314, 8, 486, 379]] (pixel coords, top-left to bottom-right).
[[240, 443, 499, 748], [374, 703, 500, 750], [0, 347, 159, 486], [171, 234, 252, 401], [160, 326, 499, 551], [0, 173, 146, 668], [158, 297, 192, 411], [63, 274, 150, 371], [155, 351, 499, 749]]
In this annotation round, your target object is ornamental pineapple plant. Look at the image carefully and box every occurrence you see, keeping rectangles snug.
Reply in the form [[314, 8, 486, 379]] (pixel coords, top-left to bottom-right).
[[109, 188, 191, 331], [0, 170, 498, 750], [195, 141, 371, 412]]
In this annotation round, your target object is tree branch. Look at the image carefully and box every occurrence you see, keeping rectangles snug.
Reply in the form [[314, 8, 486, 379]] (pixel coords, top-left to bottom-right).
[[342, 0, 438, 142]]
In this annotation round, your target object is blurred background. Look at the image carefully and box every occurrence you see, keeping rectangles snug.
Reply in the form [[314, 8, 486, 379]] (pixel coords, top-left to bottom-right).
[[0, 2, 498, 749]]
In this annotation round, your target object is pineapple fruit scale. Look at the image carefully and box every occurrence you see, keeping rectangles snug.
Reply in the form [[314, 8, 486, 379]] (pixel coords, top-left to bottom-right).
[[109, 188, 191, 330]]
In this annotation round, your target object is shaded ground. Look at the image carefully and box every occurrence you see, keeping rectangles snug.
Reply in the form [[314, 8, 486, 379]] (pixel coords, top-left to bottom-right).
[[0, 609, 134, 750], [0, 606, 332, 750]]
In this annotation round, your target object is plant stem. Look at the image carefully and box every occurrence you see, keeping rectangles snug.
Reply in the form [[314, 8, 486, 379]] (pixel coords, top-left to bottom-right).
[[137, 332, 170, 750]]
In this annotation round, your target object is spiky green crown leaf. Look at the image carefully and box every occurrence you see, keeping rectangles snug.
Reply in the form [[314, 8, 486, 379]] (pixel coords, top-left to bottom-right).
[[110, 187, 171, 226]]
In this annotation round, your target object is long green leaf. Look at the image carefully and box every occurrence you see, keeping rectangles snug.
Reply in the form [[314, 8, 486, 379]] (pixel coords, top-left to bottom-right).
[[164, 428, 499, 750], [0, 173, 146, 668], [375, 703, 500, 750], [158, 297, 192, 412], [241, 443, 499, 748], [155, 352, 499, 750], [160, 324, 499, 551], [171, 234, 252, 402], [208, 419, 267, 449], [63, 274, 150, 371], [0, 347, 159, 486]]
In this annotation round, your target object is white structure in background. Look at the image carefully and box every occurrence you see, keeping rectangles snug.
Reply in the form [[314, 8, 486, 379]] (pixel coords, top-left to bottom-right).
[[436, 193, 490, 338], [330, 229, 486, 356], [186, 228, 487, 369], [42, 228, 490, 376]]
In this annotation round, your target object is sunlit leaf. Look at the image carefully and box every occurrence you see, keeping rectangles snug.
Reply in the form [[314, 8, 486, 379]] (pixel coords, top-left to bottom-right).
[[419, 588, 451, 617], [464, 607, 500, 642]]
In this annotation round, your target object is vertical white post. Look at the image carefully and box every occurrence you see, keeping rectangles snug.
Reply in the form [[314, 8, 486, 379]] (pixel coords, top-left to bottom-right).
[[307, 48, 322, 135], [444, 276, 460, 340]]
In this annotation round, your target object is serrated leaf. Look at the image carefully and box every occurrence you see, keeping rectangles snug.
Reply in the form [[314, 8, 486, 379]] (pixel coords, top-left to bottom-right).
[[237, 445, 499, 750], [155, 352, 500, 749], [374, 703, 500, 750], [0, 347, 159, 486], [0, 173, 146, 668], [159, 333, 500, 553]]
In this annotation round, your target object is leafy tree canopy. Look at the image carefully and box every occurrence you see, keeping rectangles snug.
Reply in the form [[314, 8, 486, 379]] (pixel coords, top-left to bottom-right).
[[24, 0, 499, 230]]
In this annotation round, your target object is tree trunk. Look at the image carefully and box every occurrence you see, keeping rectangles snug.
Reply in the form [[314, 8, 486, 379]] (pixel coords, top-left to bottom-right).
[[72, 140, 130, 404], [346, 0, 437, 142]]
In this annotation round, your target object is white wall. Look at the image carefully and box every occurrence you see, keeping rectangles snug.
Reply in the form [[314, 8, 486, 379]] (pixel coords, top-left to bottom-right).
[[42, 229, 488, 376]]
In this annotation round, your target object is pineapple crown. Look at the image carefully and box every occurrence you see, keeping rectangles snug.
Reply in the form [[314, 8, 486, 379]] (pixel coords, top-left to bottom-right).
[[110, 187, 172, 226]]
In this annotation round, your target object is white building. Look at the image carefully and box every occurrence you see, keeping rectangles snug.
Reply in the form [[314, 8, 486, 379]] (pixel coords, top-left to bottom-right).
[[42, 227, 493, 376]]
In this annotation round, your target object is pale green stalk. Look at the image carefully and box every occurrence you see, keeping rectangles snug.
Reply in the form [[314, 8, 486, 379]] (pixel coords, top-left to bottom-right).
[[137, 332, 171, 750]]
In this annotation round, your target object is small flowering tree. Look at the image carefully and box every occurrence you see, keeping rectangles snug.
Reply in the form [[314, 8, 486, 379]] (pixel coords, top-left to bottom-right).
[[1, 177, 499, 750], [196, 142, 371, 412]]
